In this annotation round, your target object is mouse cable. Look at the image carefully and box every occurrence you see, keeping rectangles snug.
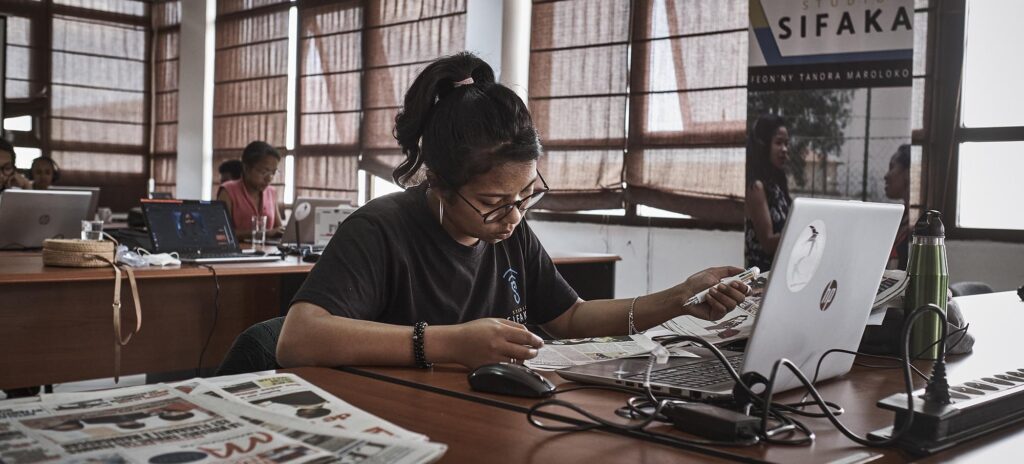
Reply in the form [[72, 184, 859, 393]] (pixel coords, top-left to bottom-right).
[[196, 264, 221, 378]]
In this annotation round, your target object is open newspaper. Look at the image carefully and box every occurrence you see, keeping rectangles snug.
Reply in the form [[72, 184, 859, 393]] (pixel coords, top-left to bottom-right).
[[192, 373, 426, 441], [0, 373, 446, 464], [525, 334, 659, 371]]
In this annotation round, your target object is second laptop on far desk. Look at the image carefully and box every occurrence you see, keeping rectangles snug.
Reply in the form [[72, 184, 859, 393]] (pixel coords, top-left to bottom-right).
[[141, 199, 279, 264]]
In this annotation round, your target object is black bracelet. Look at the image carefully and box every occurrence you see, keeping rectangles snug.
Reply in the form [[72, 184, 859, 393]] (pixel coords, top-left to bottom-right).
[[413, 321, 433, 369]]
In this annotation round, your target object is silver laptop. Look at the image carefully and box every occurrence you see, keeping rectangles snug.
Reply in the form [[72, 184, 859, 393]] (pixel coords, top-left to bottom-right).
[[558, 198, 904, 399], [142, 200, 279, 263], [0, 189, 93, 249], [53, 186, 101, 220], [279, 197, 353, 247]]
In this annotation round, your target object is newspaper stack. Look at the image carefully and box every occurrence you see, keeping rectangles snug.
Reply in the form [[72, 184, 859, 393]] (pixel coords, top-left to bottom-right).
[[0, 373, 446, 464]]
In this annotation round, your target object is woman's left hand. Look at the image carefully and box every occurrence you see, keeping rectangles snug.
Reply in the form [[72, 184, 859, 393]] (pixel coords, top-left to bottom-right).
[[678, 266, 750, 321]]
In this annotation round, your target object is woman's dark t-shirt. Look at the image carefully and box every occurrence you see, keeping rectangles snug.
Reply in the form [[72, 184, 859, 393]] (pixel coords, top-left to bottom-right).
[[291, 184, 579, 326]]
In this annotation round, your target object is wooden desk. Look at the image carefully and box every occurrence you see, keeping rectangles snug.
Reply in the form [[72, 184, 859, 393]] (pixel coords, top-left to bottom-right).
[[0, 254, 313, 389], [0, 250, 618, 389], [284, 367, 736, 464], [333, 292, 1024, 463]]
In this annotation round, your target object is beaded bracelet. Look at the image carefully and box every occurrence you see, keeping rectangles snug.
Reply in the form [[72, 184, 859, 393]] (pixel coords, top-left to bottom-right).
[[413, 321, 433, 368]]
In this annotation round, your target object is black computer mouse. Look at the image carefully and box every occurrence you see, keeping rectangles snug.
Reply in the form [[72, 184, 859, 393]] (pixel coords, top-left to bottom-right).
[[301, 253, 320, 263], [468, 362, 556, 398]]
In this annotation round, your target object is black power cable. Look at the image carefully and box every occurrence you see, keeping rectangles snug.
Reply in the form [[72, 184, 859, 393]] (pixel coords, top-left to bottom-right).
[[526, 304, 950, 450], [757, 304, 948, 447], [196, 264, 221, 377]]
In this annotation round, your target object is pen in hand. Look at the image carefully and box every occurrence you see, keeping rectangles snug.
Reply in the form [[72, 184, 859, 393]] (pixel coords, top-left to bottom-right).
[[684, 267, 760, 307]]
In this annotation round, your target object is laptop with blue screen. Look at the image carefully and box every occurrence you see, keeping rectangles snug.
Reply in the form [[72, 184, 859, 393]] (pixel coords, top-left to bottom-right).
[[142, 200, 278, 264]]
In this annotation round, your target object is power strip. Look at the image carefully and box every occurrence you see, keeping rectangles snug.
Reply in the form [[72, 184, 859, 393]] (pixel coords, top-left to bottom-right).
[[868, 369, 1024, 454]]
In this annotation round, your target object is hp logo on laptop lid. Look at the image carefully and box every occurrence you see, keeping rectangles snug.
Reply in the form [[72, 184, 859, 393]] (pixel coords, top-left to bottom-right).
[[820, 280, 838, 311]]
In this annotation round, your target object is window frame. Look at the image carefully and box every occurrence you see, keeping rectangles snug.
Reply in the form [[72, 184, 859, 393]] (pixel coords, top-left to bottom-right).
[[2, 0, 153, 212], [925, 0, 1024, 242], [532, 1, 941, 233]]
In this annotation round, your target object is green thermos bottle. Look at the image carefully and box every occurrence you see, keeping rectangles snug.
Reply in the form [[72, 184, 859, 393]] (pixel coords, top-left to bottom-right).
[[904, 210, 949, 360]]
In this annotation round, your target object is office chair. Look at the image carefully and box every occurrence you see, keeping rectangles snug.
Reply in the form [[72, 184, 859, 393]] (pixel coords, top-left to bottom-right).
[[216, 317, 285, 376], [950, 281, 994, 297]]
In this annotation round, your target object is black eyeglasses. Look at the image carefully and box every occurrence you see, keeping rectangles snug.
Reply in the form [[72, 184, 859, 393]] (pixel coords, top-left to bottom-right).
[[454, 171, 549, 224]]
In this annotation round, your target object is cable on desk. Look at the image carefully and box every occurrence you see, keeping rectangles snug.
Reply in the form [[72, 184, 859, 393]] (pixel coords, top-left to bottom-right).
[[196, 264, 221, 377], [528, 305, 949, 449], [756, 305, 949, 447], [526, 364, 762, 447]]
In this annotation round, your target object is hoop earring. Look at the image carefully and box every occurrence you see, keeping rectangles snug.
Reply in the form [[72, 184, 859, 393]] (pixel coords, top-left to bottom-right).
[[438, 197, 444, 225]]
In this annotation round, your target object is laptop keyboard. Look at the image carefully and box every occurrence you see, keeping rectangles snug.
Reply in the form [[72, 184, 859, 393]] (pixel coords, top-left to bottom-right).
[[182, 252, 254, 260], [623, 354, 744, 388], [620, 276, 899, 390]]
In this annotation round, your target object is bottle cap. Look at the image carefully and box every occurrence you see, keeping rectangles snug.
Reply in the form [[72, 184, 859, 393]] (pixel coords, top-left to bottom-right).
[[914, 210, 945, 238]]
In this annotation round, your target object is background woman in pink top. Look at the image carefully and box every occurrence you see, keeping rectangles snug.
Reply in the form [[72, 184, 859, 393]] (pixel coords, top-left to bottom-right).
[[217, 141, 285, 240]]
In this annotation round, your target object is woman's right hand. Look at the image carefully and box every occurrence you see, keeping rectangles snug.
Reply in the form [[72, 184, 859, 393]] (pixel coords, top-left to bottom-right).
[[443, 318, 544, 369]]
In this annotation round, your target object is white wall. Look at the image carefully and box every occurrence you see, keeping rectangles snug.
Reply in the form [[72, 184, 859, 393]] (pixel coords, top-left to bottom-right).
[[946, 240, 1024, 291], [531, 220, 1024, 298], [530, 221, 744, 298]]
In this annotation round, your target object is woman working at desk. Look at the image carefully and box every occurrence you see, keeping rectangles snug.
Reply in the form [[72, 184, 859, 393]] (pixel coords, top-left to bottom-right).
[[217, 141, 285, 240], [277, 53, 748, 370]]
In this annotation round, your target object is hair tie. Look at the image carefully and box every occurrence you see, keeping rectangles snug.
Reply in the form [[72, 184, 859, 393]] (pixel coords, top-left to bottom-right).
[[453, 77, 474, 87]]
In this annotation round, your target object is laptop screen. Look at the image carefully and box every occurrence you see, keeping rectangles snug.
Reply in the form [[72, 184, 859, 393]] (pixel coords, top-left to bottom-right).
[[143, 200, 238, 255]]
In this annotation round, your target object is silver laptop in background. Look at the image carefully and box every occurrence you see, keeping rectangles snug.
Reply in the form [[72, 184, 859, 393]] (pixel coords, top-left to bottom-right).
[[557, 198, 904, 399], [0, 189, 93, 249], [279, 197, 353, 247], [52, 186, 101, 220]]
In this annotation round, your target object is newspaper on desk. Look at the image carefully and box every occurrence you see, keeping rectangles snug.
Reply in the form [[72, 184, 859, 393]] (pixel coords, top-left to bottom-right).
[[0, 373, 447, 464], [191, 372, 426, 441], [525, 334, 659, 371]]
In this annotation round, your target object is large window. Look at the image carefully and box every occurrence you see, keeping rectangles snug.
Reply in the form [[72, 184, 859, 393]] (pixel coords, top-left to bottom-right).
[[1, 0, 151, 211], [213, 0, 291, 202], [529, 0, 933, 228], [210, 0, 466, 205], [954, 0, 1024, 232]]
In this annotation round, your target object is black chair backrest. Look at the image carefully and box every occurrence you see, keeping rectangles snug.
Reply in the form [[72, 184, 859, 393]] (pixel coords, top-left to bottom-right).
[[216, 317, 285, 376], [950, 281, 994, 298]]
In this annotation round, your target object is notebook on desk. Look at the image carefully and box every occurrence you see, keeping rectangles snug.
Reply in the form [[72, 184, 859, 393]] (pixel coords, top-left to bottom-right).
[[558, 198, 904, 399], [141, 199, 279, 263]]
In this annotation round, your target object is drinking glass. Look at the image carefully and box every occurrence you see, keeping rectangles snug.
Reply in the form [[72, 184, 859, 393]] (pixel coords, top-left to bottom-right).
[[81, 220, 104, 241], [251, 215, 268, 250]]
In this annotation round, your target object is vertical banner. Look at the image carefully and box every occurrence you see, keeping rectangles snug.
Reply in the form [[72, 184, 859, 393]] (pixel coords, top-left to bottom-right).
[[744, 0, 915, 271]]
